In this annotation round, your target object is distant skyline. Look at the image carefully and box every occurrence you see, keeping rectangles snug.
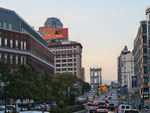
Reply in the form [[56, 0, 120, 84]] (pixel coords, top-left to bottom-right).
[[0, 0, 150, 84]]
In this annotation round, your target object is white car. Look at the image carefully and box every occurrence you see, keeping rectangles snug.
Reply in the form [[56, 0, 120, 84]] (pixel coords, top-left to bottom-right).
[[117, 104, 131, 113]]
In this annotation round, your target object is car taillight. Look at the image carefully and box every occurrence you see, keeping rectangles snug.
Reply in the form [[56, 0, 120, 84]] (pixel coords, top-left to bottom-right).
[[97, 109, 99, 112], [114, 110, 116, 112], [106, 109, 108, 112], [118, 109, 120, 112]]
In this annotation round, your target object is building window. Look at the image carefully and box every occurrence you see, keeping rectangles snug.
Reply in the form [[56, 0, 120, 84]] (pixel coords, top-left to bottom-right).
[[74, 55, 76, 57], [8, 24, 12, 30], [56, 64, 60, 67], [68, 55, 72, 57], [62, 59, 66, 62], [24, 42, 26, 50], [0, 53, 2, 61], [62, 55, 66, 58], [0, 37, 1, 46], [142, 25, 147, 33], [62, 64, 66, 67], [4, 54, 8, 63], [144, 78, 149, 85], [143, 47, 147, 53], [143, 56, 148, 64], [4, 38, 7, 47], [74, 68, 76, 71], [21, 56, 24, 64], [21, 41, 24, 49], [68, 68, 72, 71], [10, 39, 13, 48], [56, 69, 60, 71], [16, 40, 18, 48], [143, 66, 148, 74], [3, 22, 7, 29], [62, 68, 66, 71], [56, 55, 60, 58], [16, 55, 18, 64], [24, 56, 26, 64], [74, 50, 76, 53], [10, 55, 13, 64], [68, 63, 72, 66], [68, 59, 72, 62], [74, 63, 76, 66], [143, 36, 147, 43], [56, 60, 60, 63], [74, 59, 76, 62]]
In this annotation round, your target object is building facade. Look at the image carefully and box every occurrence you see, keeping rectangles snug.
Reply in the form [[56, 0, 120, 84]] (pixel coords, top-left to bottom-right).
[[145, 8, 150, 108], [133, 21, 149, 107], [117, 46, 134, 93], [48, 41, 83, 80], [81, 67, 85, 81], [0, 7, 54, 76]]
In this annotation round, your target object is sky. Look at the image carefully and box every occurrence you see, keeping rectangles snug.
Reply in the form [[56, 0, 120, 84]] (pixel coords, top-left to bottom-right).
[[0, 0, 150, 84]]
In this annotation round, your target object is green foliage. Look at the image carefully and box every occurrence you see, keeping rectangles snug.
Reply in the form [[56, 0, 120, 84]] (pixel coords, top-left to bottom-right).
[[0, 63, 79, 110], [82, 81, 91, 93]]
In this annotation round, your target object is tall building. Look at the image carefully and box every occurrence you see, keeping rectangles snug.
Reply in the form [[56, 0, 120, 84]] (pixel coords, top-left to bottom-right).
[[0, 7, 54, 76], [48, 41, 83, 79], [39, 18, 84, 80], [117, 46, 134, 93], [146, 8, 150, 108], [133, 21, 148, 107]]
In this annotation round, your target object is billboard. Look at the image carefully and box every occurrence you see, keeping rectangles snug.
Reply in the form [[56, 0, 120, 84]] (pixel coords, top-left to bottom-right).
[[38, 28, 68, 39], [132, 76, 137, 90]]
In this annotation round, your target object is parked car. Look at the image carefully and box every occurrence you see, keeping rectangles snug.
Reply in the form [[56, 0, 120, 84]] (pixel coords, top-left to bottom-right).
[[0, 106, 5, 113], [117, 104, 131, 113], [6, 105, 15, 113]]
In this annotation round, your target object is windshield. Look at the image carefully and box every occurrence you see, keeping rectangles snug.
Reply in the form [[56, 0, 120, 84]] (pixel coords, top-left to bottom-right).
[[0, 108, 4, 111], [98, 106, 107, 109]]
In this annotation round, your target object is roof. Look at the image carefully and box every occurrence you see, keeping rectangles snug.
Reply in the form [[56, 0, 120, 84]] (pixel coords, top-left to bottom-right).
[[45, 17, 62, 24]]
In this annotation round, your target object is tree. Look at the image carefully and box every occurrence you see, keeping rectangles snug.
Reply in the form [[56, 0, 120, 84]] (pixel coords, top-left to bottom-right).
[[52, 73, 78, 107], [82, 81, 91, 94], [0, 61, 11, 113]]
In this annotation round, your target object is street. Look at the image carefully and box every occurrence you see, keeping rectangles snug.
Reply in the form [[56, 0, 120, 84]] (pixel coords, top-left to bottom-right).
[[84, 88, 141, 113]]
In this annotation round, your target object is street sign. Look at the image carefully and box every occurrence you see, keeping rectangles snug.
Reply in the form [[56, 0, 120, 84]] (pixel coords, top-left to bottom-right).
[[98, 86, 109, 91]]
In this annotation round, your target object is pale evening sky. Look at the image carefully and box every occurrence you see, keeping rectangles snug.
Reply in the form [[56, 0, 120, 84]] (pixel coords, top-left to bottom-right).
[[0, 0, 150, 84]]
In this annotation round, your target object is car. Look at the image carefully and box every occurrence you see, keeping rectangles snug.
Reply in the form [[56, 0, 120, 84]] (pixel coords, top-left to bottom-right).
[[117, 104, 131, 113], [6, 105, 15, 113], [123, 109, 139, 113], [96, 106, 108, 113], [0, 106, 5, 113], [107, 107, 116, 113]]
